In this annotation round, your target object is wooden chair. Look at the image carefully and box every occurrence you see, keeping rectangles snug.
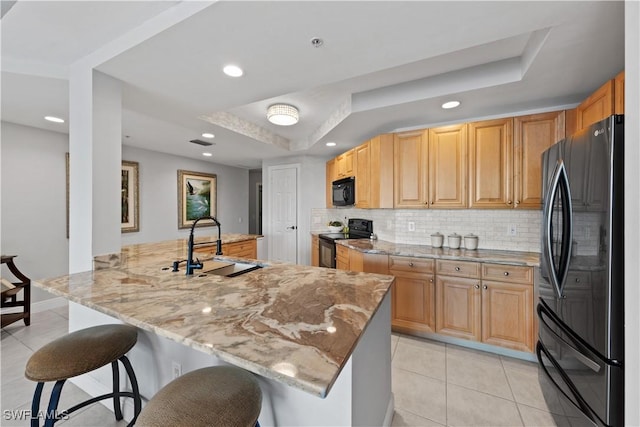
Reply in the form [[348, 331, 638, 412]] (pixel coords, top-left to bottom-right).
[[1, 255, 31, 328]]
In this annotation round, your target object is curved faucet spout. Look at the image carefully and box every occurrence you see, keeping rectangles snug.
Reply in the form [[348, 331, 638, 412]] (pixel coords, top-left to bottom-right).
[[186, 216, 223, 275]]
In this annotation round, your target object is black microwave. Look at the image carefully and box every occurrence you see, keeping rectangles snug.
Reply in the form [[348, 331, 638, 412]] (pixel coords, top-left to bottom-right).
[[332, 177, 355, 206]]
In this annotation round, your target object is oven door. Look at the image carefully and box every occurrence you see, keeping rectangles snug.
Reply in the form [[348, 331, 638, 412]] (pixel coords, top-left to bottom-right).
[[318, 237, 336, 268]]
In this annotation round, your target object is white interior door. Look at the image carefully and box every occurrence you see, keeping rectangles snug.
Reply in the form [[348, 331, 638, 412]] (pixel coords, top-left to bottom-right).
[[269, 165, 298, 263]]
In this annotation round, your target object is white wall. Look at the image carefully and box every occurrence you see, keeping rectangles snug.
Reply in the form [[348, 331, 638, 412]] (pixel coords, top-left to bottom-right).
[[121, 146, 249, 246], [1, 122, 69, 302]]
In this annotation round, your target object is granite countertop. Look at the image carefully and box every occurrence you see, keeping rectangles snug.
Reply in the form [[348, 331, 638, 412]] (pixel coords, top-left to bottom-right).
[[336, 239, 541, 267], [35, 239, 394, 398]]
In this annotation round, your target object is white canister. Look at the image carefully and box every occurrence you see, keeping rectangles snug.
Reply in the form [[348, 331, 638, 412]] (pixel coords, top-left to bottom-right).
[[448, 233, 461, 249], [464, 234, 479, 250], [431, 232, 444, 248]]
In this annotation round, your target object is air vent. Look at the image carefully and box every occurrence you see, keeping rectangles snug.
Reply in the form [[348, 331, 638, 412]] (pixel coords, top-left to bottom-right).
[[189, 139, 214, 147]]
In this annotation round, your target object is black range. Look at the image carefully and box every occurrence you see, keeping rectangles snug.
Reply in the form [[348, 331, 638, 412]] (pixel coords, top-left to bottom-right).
[[318, 218, 373, 269]]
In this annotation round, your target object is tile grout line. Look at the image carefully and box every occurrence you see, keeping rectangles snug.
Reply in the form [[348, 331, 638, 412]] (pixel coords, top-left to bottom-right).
[[500, 356, 526, 426]]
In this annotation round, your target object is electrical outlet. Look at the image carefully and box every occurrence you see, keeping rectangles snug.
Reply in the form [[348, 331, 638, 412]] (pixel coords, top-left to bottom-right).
[[172, 361, 182, 379], [408, 222, 415, 232], [238, 216, 242, 223], [508, 224, 517, 236]]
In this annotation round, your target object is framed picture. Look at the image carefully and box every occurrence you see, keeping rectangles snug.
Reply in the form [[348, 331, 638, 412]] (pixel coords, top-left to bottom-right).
[[121, 161, 139, 233], [178, 170, 217, 229]]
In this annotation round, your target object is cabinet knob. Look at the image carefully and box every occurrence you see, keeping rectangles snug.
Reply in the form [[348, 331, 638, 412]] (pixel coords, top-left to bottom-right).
[[455, 266, 461, 271], [575, 278, 581, 283], [504, 271, 509, 276], [507, 200, 513, 205], [516, 200, 520, 205], [430, 278, 434, 283], [474, 284, 480, 289], [483, 285, 488, 290], [408, 262, 414, 267]]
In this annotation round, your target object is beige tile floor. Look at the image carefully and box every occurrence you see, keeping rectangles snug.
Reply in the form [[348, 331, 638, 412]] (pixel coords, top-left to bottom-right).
[[2, 305, 565, 426]]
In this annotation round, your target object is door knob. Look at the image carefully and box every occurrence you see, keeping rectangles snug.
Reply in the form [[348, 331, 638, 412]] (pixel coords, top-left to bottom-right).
[[286, 226, 297, 230]]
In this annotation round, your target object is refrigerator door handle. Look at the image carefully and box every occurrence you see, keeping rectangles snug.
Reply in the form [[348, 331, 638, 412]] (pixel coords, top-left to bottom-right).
[[542, 160, 573, 298]]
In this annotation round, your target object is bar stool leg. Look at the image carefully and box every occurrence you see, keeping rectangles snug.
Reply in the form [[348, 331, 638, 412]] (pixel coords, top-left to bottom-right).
[[119, 355, 141, 427], [111, 361, 123, 420], [31, 382, 44, 427], [44, 380, 66, 427]]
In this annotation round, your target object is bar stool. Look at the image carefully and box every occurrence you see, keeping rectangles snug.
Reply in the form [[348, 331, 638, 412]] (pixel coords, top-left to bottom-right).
[[25, 324, 142, 427], [136, 365, 262, 427]]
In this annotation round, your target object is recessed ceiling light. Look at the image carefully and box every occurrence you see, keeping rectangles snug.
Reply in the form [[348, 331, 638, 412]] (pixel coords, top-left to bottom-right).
[[441, 101, 461, 109], [223, 65, 243, 77], [202, 133, 215, 138], [326, 142, 336, 147], [202, 152, 213, 157], [44, 116, 65, 123]]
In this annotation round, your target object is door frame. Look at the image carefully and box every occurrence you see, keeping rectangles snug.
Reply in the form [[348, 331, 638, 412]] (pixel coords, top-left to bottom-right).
[[255, 182, 262, 235], [266, 163, 301, 264]]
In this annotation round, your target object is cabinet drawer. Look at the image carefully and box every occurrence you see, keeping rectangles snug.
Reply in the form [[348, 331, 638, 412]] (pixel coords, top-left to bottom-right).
[[389, 256, 434, 274], [223, 240, 257, 258], [436, 260, 481, 278], [482, 263, 533, 284]]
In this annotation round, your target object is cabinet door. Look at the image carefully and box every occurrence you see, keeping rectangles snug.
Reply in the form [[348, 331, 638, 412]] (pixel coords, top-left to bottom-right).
[[326, 159, 335, 208], [336, 245, 349, 270], [576, 80, 614, 131], [363, 253, 390, 275], [468, 119, 513, 208], [348, 248, 364, 272], [311, 236, 319, 267], [513, 111, 565, 209], [614, 71, 625, 114], [481, 280, 534, 352], [429, 124, 467, 208], [392, 272, 435, 332], [344, 149, 355, 177], [435, 275, 481, 341], [394, 130, 429, 208], [335, 154, 346, 178], [355, 141, 371, 208]]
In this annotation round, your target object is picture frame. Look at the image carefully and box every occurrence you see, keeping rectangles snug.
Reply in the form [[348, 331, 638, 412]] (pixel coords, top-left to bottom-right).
[[178, 170, 217, 229], [121, 161, 139, 233]]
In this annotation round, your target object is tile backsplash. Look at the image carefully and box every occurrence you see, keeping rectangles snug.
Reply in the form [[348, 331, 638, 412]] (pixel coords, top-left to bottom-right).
[[311, 208, 543, 253]]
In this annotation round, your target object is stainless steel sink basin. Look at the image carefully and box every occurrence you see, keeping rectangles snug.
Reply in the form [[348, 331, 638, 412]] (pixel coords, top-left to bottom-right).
[[202, 262, 262, 277]]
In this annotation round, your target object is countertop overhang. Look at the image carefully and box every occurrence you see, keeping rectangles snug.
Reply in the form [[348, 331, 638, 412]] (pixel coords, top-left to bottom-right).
[[35, 238, 394, 398]]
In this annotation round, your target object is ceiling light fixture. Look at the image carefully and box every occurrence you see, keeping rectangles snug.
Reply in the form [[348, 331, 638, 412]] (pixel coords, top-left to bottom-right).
[[202, 152, 213, 157], [441, 101, 461, 109], [202, 133, 215, 138], [44, 116, 65, 123], [326, 142, 336, 147], [223, 65, 243, 77], [267, 104, 299, 126]]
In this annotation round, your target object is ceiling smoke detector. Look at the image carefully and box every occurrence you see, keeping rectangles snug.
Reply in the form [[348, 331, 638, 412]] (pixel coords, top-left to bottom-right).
[[310, 37, 323, 48]]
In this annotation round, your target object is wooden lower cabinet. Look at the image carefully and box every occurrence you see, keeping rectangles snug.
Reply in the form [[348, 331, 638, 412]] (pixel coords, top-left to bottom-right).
[[435, 275, 482, 341], [311, 235, 319, 267], [481, 280, 534, 352], [336, 245, 349, 270], [195, 239, 257, 259], [390, 257, 435, 332]]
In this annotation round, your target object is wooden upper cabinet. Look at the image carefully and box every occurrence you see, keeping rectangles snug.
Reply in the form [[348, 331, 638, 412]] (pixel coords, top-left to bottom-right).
[[429, 124, 467, 208], [326, 159, 335, 208], [614, 71, 625, 114], [335, 149, 355, 179], [468, 118, 513, 208], [357, 134, 394, 209], [355, 142, 371, 208], [576, 79, 614, 131], [513, 111, 565, 209], [394, 130, 429, 208]]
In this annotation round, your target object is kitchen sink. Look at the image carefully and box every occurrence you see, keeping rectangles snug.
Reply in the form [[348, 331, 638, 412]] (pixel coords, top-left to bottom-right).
[[201, 261, 263, 277]]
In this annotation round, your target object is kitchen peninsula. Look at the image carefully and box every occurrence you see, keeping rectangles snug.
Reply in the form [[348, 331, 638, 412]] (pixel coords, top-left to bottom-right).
[[36, 237, 395, 426]]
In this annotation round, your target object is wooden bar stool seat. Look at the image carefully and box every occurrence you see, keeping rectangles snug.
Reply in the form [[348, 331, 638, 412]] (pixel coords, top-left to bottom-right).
[[136, 365, 262, 427], [25, 324, 142, 427]]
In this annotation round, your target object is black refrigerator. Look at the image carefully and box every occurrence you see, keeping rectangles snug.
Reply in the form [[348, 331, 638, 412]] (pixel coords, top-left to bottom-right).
[[537, 115, 624, 426]]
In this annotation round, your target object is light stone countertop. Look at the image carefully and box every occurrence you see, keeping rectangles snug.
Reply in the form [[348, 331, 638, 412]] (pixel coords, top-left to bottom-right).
[[36, 239, 394, 398], [336, 239, 541, 267]]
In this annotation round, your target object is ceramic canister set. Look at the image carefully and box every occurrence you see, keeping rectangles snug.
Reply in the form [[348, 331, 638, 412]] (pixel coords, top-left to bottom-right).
[[430, 232, 478, 250]]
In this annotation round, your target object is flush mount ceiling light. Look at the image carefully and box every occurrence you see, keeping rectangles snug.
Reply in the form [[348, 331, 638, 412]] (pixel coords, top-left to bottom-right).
[[441, 100, 461, 109], [267, 104, 299, 126], [326, 142, 336, 147], [223, 65, 243, 77], [44, 116, 65, 123], [201, 133, 215, 138]]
